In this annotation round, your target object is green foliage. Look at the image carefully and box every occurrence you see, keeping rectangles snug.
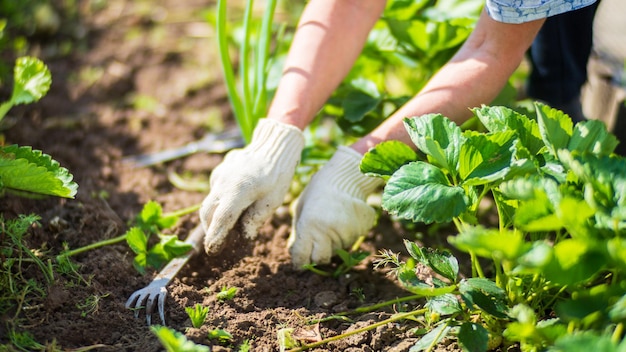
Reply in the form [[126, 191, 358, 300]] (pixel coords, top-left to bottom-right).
[[0, 56, 51, 121], [0, 57, 77, 200], [207, 328, 233, 343], [185, 303, 209, 328], [325, 0, 482, 138], [0, 145, 78, 198], [365, 103, 626, 350], [151, 325, 210, 352], [216, 286, 238, 301], [214, 0, 283, 143], [125, 201, 193, 274]]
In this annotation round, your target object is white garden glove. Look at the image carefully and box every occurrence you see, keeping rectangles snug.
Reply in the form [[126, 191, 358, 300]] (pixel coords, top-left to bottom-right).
[[288, 146, 383, 268], [200, 118, 305, 254]]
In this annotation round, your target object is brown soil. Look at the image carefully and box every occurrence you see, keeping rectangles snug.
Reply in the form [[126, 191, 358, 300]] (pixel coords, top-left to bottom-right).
[[0, 1, 467, 351]]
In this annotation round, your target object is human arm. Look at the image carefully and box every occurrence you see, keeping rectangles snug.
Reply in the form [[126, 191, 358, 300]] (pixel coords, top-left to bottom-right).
[[267, 0, 387, 129], [289, 9, 546, 267], [200, 0, 386, 254], [351, 9, 545, 153]]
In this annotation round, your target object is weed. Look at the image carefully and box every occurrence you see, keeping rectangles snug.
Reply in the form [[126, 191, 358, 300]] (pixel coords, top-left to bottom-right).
[[76, 293, 110, 318]]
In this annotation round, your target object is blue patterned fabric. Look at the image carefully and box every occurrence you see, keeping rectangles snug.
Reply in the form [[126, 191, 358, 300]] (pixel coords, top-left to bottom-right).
[[485, 0, 598, 23]]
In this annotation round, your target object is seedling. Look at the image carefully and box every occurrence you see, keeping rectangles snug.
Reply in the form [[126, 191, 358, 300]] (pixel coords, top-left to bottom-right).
[[216, 286, 238, 301], [58, 201, 200, 274], [185, 303, 209, 328], [207, 328, 232, 343], [238, 339, 251, 352]]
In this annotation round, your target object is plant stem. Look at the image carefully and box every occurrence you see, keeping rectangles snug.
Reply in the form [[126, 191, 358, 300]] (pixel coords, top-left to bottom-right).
[[289, 309, 427, 352], [163, 203, 200, 218], [216, 0, 248, 142], [58, 233, 128, 259], [240, 0, 253, 123], [252, 0, 277, 118], [310, 294, 423, 323]]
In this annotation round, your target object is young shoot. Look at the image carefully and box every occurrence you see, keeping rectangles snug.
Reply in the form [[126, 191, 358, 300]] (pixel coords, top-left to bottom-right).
[[207, 328, 232, 343], [216, 286, 238, 301], [185, 303, 209, 328]]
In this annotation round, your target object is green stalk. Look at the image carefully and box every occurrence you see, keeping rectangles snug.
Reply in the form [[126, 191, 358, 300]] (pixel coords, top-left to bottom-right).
[[216, 0, 249, 142], [252, 0, 277, 118], [164, 203, 201, 218], [288, 308, 427, 352], [310, 294, 423, 323], [240, 0, 254, 124], [58, 233, 128, 259]]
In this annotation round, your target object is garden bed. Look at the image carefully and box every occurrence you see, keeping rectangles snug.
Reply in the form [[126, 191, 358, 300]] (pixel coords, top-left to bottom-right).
[[1, 0, 453, 350]]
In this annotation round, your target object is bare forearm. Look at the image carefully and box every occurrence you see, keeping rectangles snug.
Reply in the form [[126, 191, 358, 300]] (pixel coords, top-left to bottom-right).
[[353, 10, 545, 153], [268, 0, 386, 130]]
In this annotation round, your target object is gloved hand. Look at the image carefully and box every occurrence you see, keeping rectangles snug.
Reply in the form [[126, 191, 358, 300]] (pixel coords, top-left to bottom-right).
[[200, 118, 305, 254], [288, 146, 383, 268]]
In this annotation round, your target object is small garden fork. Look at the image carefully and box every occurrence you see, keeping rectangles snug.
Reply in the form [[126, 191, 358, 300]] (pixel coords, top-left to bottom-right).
[[125, 224, 205, 325]]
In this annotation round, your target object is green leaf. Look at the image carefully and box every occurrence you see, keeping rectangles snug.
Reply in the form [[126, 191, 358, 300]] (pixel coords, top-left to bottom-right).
[[151, 325, 210, 352], [382, 161, 468, 224], [536, 102, 573, 157], [569, 119, 618, 155], [404, 114, 463, 177], [491, 189, 518, 229], [10, 56, 52, 106], [457, 322, 488, 352], [208, 328, 233, 342], [543, 238, 606, 285], [397, 267, 456, 296], [550, 332, 621, 352], [409, 323, 452, 352], [459, 278, 509, 318], [0, 145, 78, 198], [608, 294, 626, 322], [138, 201, 164, 229], [133, 253, 147, 275], [403, 240, 459, 281], [160, 235, 193, 258], [459, 130, 516, 185], [426, 294, 462, 316], [125, 227, 148, 254], [342, 78, 382, 123], [147, 235, 193, 269], [360, 140, 418, 179], [472, 105, 544, 155], [559, 151, 626, 230], [450, 226, 529, 262], [512, 241, 553, 275]]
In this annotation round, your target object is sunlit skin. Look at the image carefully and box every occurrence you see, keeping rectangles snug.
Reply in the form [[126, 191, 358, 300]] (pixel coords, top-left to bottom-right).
[[266, 0, 545, 154]]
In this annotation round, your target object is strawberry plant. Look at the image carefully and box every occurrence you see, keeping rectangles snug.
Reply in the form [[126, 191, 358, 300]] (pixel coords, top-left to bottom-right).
[[362, 102, 626, 350], [0, 56, 78, 199], [58, 201, 199, 274]]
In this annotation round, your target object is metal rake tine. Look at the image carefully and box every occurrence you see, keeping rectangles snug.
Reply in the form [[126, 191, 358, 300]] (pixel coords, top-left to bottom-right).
[[129, 293, 149, 319], [144, 289, 167, 325], [157, 292, 166, 325]]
